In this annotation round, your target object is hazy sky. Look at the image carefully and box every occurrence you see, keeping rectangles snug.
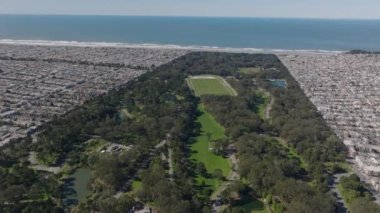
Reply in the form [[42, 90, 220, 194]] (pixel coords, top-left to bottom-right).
[[0, 0, 379, 19]]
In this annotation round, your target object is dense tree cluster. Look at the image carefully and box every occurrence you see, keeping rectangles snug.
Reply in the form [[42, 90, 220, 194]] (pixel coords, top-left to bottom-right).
[[191, 53, 348, 211], [340, 174, 372, 203], [270, 77, 346, 164], [201, 95, 263, 140], [71, 54, 200, 211], [0, 164, 62, 212], [339, 174, 380, 212], [137, 159, 194, 212], [35, 94, 121, 165], [350, 198, 380, 213], [73, 193, 135, 213]]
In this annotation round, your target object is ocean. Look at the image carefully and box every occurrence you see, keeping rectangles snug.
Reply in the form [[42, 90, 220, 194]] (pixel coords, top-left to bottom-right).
[[0, 15, 379, 51]]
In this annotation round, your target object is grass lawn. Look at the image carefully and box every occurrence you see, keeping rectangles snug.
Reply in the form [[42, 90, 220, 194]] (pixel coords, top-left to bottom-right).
[[256, 93, 269, 119], [230, 195, 267, 213], [191, 104, 231, 191], [175, 94, 185, 100], [126, 179, 142, 196], [238, 67, 262, 75], [325, 161, 352, 173], [239, 200, 267, 213], [187, 75, 237, 97], [131, 180, 142, 192], [276, 137, 308, 169]]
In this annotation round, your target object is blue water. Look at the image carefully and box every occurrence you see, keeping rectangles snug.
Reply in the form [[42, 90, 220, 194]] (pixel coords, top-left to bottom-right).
[[266, 79, 287, 88], [0, 15, 379, 51]]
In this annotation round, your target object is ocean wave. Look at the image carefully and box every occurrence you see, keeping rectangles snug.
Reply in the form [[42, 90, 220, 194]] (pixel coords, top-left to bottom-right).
[[0, 39, 344, 54]]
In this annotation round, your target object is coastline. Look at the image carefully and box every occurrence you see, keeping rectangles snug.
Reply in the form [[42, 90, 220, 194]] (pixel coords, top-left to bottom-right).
[[0, 39, 344, 55]]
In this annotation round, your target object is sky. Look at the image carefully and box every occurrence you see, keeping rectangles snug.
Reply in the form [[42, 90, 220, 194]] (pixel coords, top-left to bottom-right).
[[0, 0, 379, 19]]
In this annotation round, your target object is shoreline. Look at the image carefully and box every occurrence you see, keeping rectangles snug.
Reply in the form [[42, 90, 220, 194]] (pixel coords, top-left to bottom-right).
[[0, 39, 344, 55]]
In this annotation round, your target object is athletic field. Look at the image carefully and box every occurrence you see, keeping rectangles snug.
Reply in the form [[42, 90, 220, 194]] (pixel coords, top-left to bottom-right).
[[186, 75, 237, 97]]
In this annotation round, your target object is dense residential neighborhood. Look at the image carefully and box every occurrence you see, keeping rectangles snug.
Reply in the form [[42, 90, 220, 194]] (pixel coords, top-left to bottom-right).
[[0, 44, 189, 69]]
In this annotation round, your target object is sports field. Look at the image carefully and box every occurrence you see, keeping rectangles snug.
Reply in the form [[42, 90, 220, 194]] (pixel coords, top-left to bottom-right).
[[187, 75, 237, 97]]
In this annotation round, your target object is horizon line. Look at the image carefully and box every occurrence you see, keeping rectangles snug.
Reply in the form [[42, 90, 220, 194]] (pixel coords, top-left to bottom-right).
[[0, 13, 380, 21]]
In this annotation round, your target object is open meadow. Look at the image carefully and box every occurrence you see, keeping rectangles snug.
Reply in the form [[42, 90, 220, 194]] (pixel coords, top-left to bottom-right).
[[191, 104, 230, 191]]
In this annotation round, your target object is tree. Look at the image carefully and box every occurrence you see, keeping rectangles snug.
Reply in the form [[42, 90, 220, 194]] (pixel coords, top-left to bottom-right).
[[212, 138, 229, 156], [213, 169, 224, 181], [221, 189, 232, 204], [92, 154, 125, 190], [350, 198, 380, 213], [274, 179, 335, 213], [1, 185, 26, 202], [206, 132, 212, 141], [195, 162, 208, 177]]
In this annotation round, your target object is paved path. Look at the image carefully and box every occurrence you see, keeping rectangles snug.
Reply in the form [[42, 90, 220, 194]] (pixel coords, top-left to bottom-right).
[[154, 139, 167, 149], [210, 153, 240, 212], [265, 97, 274, 120], [28, 151, 62, 174], [115, 136, 170, 198], [168, 148, 174, 182], [161, 152, 167, 161]]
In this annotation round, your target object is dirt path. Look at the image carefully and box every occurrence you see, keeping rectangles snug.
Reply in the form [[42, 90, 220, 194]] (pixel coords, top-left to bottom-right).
[[264, 97, 274, 120]]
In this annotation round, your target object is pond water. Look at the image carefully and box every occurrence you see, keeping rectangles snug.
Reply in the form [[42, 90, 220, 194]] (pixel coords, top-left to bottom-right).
[[62, 168, 92, 209], [266, 79, 287, 88]]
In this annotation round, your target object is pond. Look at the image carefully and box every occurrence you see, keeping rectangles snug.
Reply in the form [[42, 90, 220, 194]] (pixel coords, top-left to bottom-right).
[[62, 168, 92, 209], [266, 79, 287, 88]]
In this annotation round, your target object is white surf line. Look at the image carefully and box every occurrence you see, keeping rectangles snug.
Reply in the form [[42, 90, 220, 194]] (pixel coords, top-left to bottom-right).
[[0, 39, 345, 54]]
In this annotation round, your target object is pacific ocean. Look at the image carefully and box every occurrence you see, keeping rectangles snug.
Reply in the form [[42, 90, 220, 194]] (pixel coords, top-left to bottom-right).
[[0, 15, 379, 51]]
